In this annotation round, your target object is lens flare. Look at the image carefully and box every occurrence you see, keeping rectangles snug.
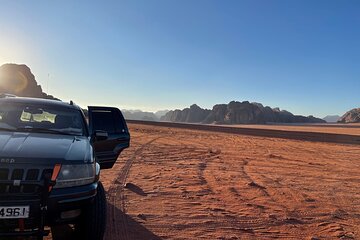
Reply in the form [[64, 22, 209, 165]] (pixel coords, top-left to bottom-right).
[[0, 69, 28, 94]]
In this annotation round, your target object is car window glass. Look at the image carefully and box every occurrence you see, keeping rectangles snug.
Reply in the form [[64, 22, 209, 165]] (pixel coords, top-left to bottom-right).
[[92, 111, 116, 133], [114, 110, 126, 133], [0, 102, 86, 136], [20, 110, 56, 123]]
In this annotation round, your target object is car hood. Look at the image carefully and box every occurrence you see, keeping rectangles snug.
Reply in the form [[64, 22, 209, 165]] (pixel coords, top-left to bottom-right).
[[0, 132, 92, 163]]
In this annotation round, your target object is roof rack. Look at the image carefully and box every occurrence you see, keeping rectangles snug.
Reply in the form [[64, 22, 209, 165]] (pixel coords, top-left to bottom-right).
[[0, 93, 17, 98]]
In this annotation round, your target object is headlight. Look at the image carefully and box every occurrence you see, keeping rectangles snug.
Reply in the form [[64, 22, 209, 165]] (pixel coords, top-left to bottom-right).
[[54, 164, 95, 189]]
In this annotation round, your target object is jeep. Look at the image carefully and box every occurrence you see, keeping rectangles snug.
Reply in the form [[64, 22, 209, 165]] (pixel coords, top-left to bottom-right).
[[0, 95, 130, 239]]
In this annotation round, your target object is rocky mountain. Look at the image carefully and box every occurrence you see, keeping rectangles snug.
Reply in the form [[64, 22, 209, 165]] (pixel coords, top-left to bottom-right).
[[338, 108, 360, 123], [160, 104, 211, 123], [161, 101, 325, 124], [0, 64, 58, 100], [323, 115, 341, 123]]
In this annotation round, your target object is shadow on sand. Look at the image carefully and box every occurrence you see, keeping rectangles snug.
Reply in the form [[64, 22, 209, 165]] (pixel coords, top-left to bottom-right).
[[124, 182, 147, 196], [105, 202, 162, 240], [51, 202, 161, 240], [51, 224, 76, 240]]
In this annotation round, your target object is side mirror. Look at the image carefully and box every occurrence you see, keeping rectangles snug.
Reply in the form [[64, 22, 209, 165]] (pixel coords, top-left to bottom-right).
[[94, 130, 108, 141]]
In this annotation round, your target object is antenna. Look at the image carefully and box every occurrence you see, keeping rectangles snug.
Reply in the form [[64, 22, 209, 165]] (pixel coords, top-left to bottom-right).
[[47, 73, 50, 93]]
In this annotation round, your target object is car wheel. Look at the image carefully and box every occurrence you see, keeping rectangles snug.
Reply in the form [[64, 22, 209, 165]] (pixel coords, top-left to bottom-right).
[[76, 181, 107, 240]]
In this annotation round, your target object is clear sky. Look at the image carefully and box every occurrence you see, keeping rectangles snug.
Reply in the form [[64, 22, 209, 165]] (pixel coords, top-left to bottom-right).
[[0, 0, 359, 117]]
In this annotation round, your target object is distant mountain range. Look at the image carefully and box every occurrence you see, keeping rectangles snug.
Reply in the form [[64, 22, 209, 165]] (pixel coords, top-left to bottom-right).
[[154, 110, 170, 119], [323, 115, 341, 123], [161, 101, 326, 124], [122, 110, 169, 121], [0, 63, 358, 124]]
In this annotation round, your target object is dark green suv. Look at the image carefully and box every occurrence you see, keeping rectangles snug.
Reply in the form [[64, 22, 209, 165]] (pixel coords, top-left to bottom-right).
[[0, 95, 130, 240]]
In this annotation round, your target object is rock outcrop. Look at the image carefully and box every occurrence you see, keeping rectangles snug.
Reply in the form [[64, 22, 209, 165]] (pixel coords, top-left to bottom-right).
[[338, 108, 360, 123], [161, 101, 325, 124], [0, 64, 58, 100], [162, 104, 211, 123]]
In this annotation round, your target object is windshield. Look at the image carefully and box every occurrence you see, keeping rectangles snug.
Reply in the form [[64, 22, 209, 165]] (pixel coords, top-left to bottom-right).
[[0, 102, 86, 136]]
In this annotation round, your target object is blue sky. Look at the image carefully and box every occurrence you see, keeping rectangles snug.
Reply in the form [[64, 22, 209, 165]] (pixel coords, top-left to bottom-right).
[[0, 0, 359, 117]]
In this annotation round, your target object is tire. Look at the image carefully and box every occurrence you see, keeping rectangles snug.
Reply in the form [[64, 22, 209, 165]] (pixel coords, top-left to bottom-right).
[[76, 181, 107, 240]]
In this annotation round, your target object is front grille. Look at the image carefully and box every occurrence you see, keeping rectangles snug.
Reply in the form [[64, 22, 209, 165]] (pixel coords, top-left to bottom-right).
[[0, 167, 53, 195]]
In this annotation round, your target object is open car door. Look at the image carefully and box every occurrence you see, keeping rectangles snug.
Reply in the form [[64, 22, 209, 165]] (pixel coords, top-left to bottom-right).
[[88, 106, 130, 169]]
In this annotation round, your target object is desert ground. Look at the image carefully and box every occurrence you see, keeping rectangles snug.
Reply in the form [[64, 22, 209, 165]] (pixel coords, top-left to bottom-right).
[[223, 123, 360, 136], [51, 122, 360, 240]]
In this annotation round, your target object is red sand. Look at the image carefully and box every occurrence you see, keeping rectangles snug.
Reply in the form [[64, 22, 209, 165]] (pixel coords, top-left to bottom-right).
[[48, 123, 360, 239]]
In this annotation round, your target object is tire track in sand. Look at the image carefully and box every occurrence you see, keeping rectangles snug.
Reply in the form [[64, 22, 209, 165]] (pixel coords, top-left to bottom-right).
[[105, 137, 162, 240]]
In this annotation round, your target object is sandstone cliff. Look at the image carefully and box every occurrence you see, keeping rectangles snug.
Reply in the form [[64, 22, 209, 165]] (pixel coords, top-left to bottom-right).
[[338, 108, 360, 123], [161, 101, 325, 124], [0, 63, 57, 100]]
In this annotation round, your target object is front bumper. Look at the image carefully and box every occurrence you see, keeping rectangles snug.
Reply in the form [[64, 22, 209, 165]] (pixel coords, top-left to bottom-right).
[[47, 182, 98, 223], [0, 182, 98, 237]]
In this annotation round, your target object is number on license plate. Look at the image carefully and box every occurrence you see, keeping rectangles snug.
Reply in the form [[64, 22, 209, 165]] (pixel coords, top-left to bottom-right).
[[0, 206, 29, 219]]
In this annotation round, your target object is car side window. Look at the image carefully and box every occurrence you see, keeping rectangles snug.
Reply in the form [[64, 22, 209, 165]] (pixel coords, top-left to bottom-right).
[[91, 110, 116, 133], [113, 110, 126, 133]]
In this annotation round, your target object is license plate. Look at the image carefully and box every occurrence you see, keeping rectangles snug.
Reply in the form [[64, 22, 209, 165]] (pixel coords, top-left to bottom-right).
[[0, 206, 29, 219]]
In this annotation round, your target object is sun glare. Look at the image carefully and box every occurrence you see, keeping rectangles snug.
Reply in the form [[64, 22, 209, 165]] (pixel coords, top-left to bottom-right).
[[0, 67, 29, 94]]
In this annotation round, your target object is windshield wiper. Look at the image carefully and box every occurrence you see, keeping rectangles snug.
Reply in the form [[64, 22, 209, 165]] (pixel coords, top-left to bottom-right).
[[16, 127, 76, 136], [0, 127, 15, 132]]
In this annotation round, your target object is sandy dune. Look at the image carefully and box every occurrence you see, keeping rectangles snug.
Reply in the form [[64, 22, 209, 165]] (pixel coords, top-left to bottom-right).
[[47, 122, 360, 240]]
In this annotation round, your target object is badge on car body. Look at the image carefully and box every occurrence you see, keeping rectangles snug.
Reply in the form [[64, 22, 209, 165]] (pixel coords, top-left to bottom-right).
[[0, 158, 15, 164], [13, 180, 21, 186]]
